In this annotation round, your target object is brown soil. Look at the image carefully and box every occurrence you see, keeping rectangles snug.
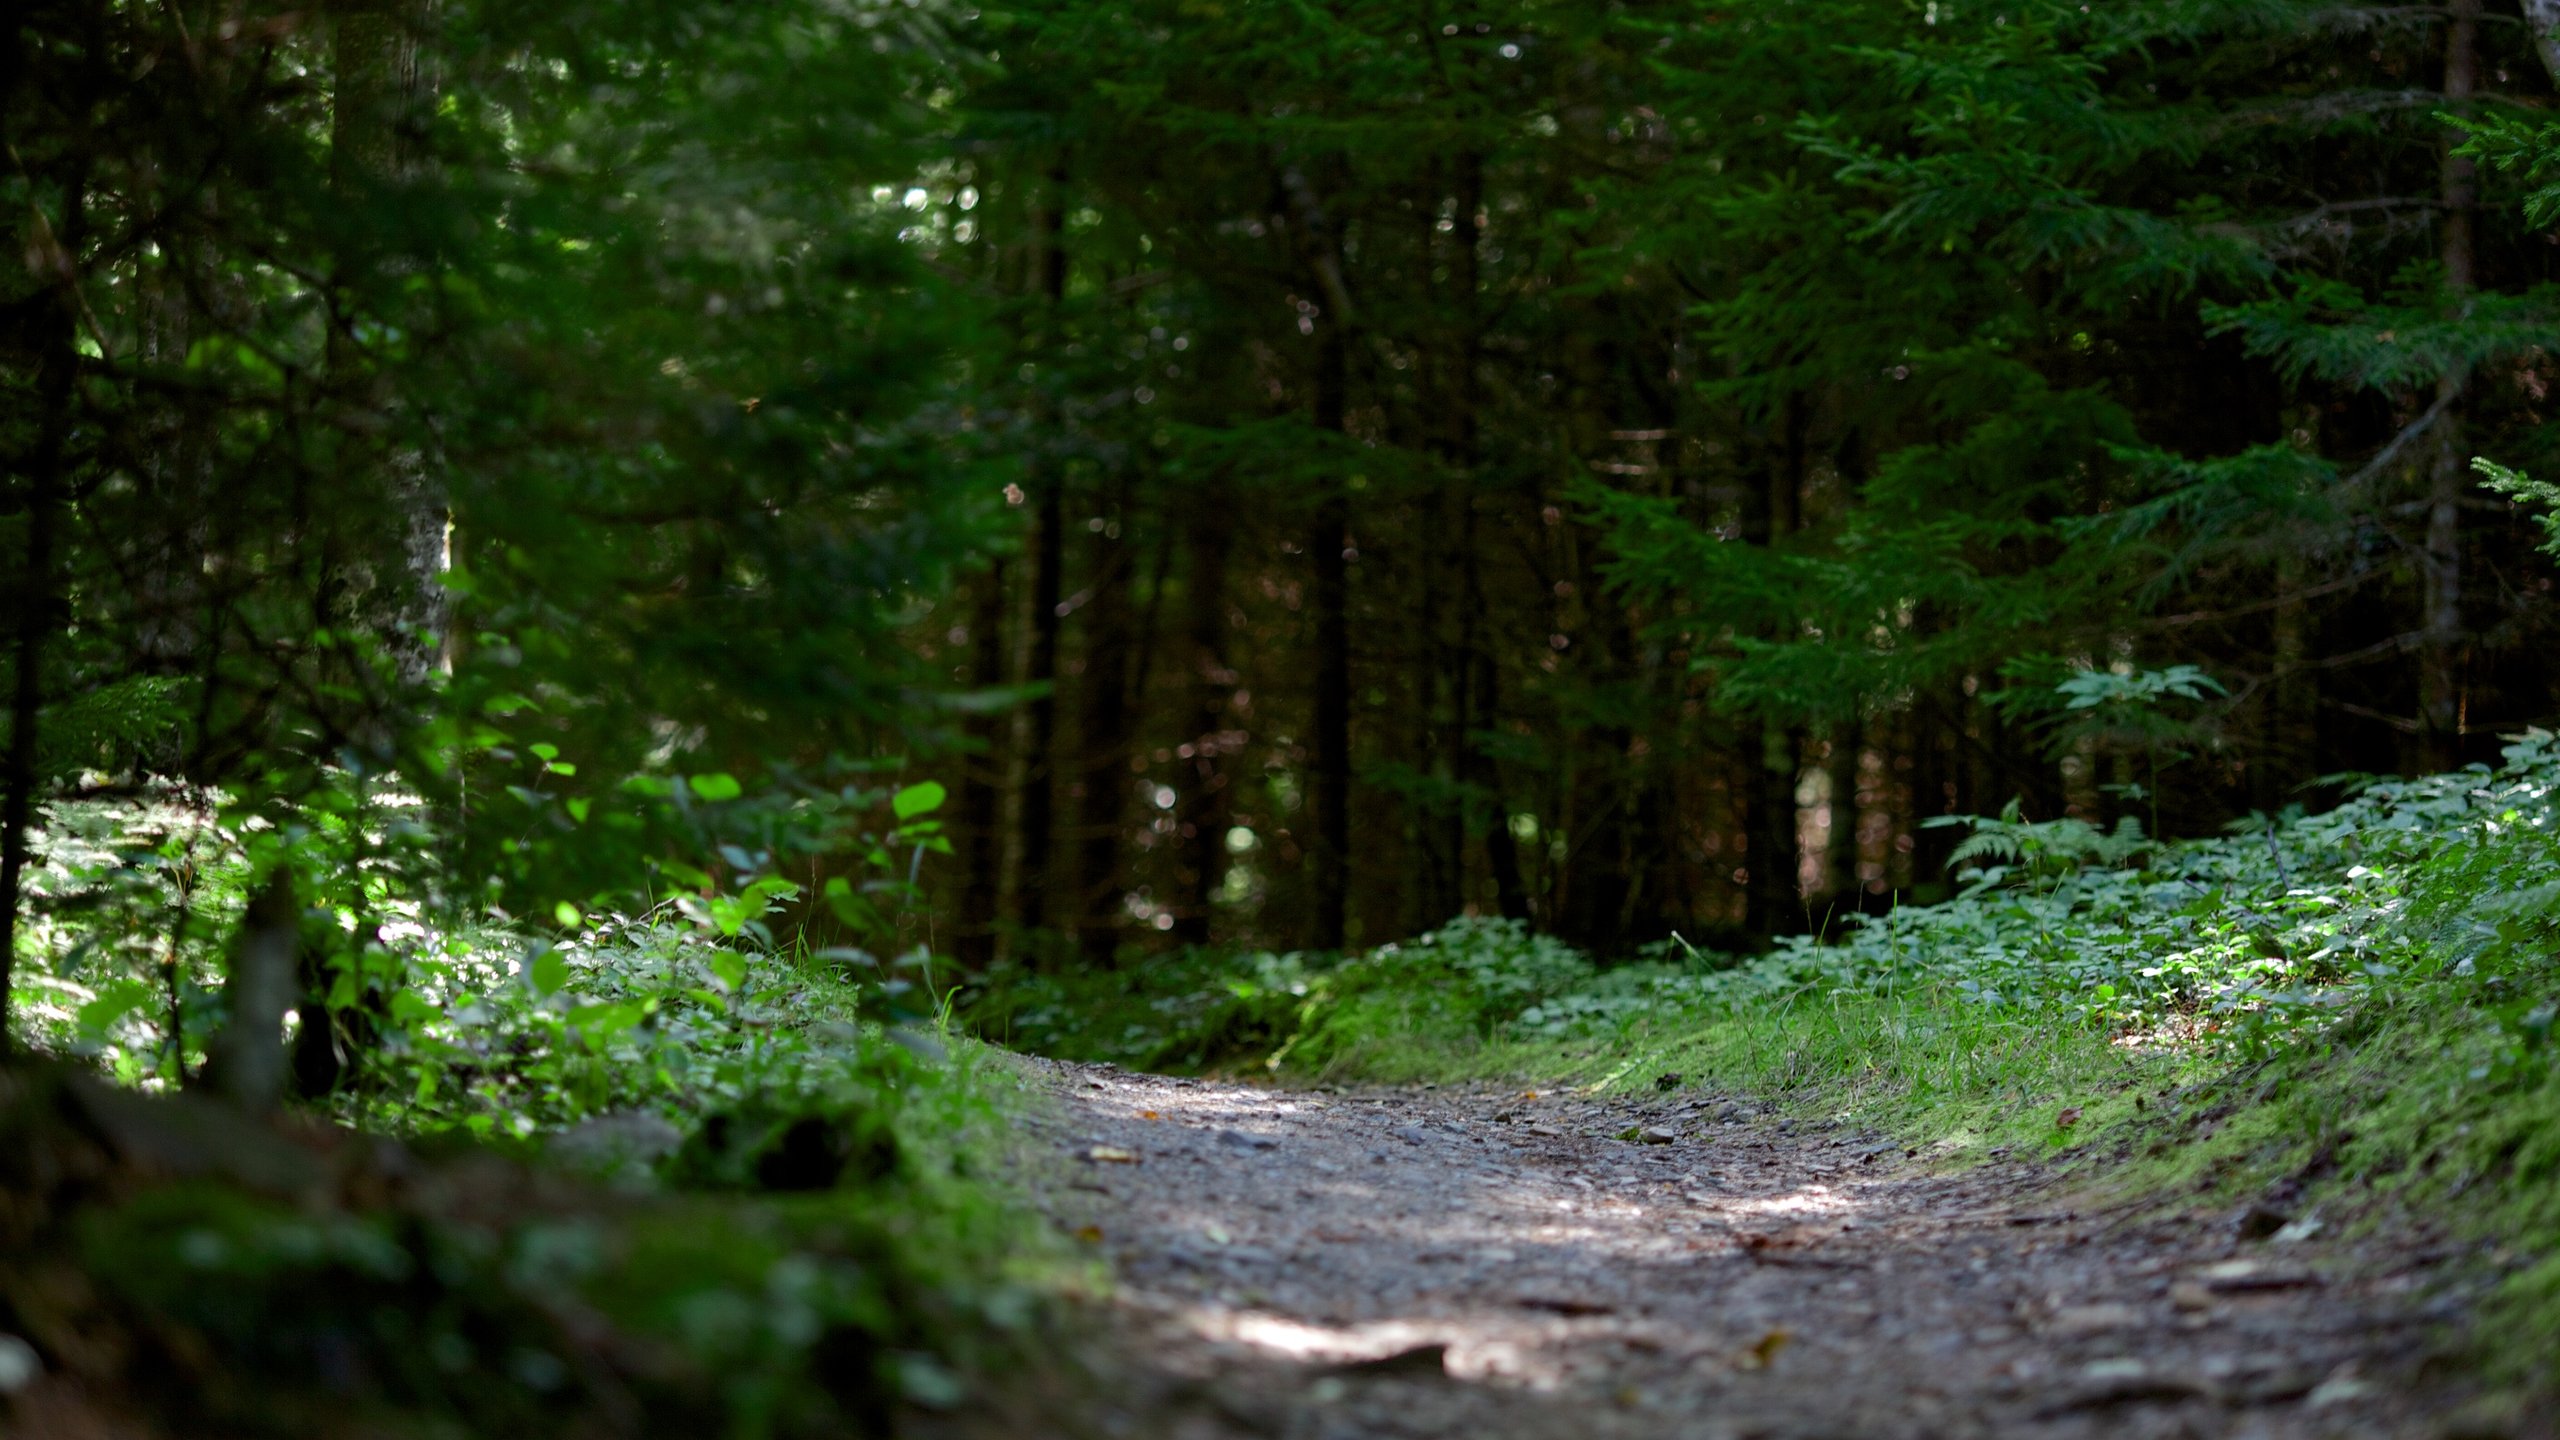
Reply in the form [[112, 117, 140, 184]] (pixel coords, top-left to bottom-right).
[[1010, 1061, 2522, 1440]]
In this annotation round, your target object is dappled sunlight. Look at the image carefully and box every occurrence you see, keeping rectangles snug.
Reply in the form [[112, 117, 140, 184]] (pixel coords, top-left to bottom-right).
[[1046, 1060, 2474, 1437], [1066, 1072, 1901, 1391]]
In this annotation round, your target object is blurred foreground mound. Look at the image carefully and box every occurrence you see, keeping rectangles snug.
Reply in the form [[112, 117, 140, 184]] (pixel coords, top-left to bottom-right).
[[0, 1065, 1006, 1439]]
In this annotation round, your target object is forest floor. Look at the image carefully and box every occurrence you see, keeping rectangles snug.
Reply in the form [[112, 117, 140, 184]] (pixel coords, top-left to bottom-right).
[[1000, 1059, 2526, 1440]]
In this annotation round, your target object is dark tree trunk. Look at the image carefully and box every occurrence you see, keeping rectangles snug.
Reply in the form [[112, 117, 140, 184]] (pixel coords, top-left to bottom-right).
[[1410, 152, 1485, 932], [952, 562, 1009, 968], [0, 163, 86, 1058], [2418, 0, 2479, 773], [1441, 153, 1530, 924], [1468, 644, 1532, 921], [1822, 723, 1862, 917], [2269, 544, 2317, 806], [199, 874, 302, 1113], [1174, 491, 1235, 946], [331, 0, 447, 687], [1741, 396, 1808, 937], [1908, 690, 1963, 894], [1014, 479, 1065, 937], [1306, 321, 1352, 950], [1746, 721, 1801, 937], [1011, 168, 1071, 942], [1072, 490, 1139, 967]]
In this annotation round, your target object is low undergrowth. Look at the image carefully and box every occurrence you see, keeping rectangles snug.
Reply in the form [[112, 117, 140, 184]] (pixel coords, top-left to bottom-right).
[[6, 780, 1075, 1438], [967, 731, 2560, 1396]]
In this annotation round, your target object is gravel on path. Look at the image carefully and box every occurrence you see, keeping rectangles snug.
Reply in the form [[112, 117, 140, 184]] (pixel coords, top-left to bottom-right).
[[1002, 1060, 2502, 1440]]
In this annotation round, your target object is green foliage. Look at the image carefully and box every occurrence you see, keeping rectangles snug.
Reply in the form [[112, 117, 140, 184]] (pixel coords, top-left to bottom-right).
[[2475, 458, 2560, 561], [2458, 110, 2560, 230], [964, 918, 1601, 1077], [1927, 799, 2153, 885], [989, 733, 2549, 1078], [3, 763, 1044, 1428], [1273, 919, 1601, 1075]]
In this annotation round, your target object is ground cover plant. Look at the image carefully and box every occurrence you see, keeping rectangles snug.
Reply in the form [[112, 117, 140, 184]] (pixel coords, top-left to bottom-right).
[[2, 771, 1085, 1436]]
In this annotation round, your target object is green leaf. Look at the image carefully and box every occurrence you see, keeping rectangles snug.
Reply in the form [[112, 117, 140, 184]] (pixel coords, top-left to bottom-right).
[[893, 780, 947, 821], [689, 772, 744, 801], [76, 980, 157, 1039], [529, 949, 571, 997], [708, 951, 749, 994]]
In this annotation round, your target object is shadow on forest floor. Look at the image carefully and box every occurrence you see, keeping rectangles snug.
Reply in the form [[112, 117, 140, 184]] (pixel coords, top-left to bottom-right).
[[1006, 1060, 2544, 1440]]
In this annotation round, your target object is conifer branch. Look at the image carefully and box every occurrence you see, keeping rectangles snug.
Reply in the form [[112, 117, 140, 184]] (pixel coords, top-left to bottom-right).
[[2337, 383, 2459, 494]]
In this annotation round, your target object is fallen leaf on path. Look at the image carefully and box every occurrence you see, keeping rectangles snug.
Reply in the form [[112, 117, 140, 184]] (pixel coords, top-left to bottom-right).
[[2271, 1215, 2325, 1245], [2034, 1361, 2213, 1416], [1073, 1225, 1103, 1243], [1139, 1110, 1160, 1120], [2196, 1259, 2321, 1292], [2046, 1303, 2140, 1336], [2304, 1365, 2372, 1408], [1083, 1145, 1140, 1164], [1738, 1328, 1792, 1370]]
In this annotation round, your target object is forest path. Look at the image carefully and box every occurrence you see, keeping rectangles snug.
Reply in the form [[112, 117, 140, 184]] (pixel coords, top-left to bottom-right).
[[1011, 1061, 2485, 1440]]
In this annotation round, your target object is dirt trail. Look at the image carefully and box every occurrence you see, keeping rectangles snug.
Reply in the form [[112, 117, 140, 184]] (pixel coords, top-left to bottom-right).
[[1012, 1061, 2495, 1440]]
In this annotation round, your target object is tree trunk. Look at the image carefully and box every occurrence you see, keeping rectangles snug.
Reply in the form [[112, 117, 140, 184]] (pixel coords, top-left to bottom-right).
[[1467, 645, 1532, 920], [2522, 0, 2560, 86], [2418, 0, 2479, 774], [1416, 151, 1484, 930], [952, 562, 1009, 968], [0, 163, 87, 1059], [1072, 490, 1138, 967], [1746, 720, 1801, 936], [1822, 723, 1862, 915], [1011, 167, 1071, 943], [1174, 491, 1234, 946], [1306, 320, 1352, 950], [1740, 396, 1807, 937], [2269, 546, 2316, 809], [1014, 479, 1065, 937], [198, 874, 302, 1114], [331, 0, 448, 686]]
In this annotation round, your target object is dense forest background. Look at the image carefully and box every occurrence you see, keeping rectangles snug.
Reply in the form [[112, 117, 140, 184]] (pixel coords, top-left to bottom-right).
[[924, 0, 2560, 964], [12, 0, 2560, 1001]]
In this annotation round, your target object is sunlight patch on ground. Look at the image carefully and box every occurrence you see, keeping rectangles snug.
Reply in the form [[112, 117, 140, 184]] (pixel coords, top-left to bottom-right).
[[1724, 1186, 1854, 1219]]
